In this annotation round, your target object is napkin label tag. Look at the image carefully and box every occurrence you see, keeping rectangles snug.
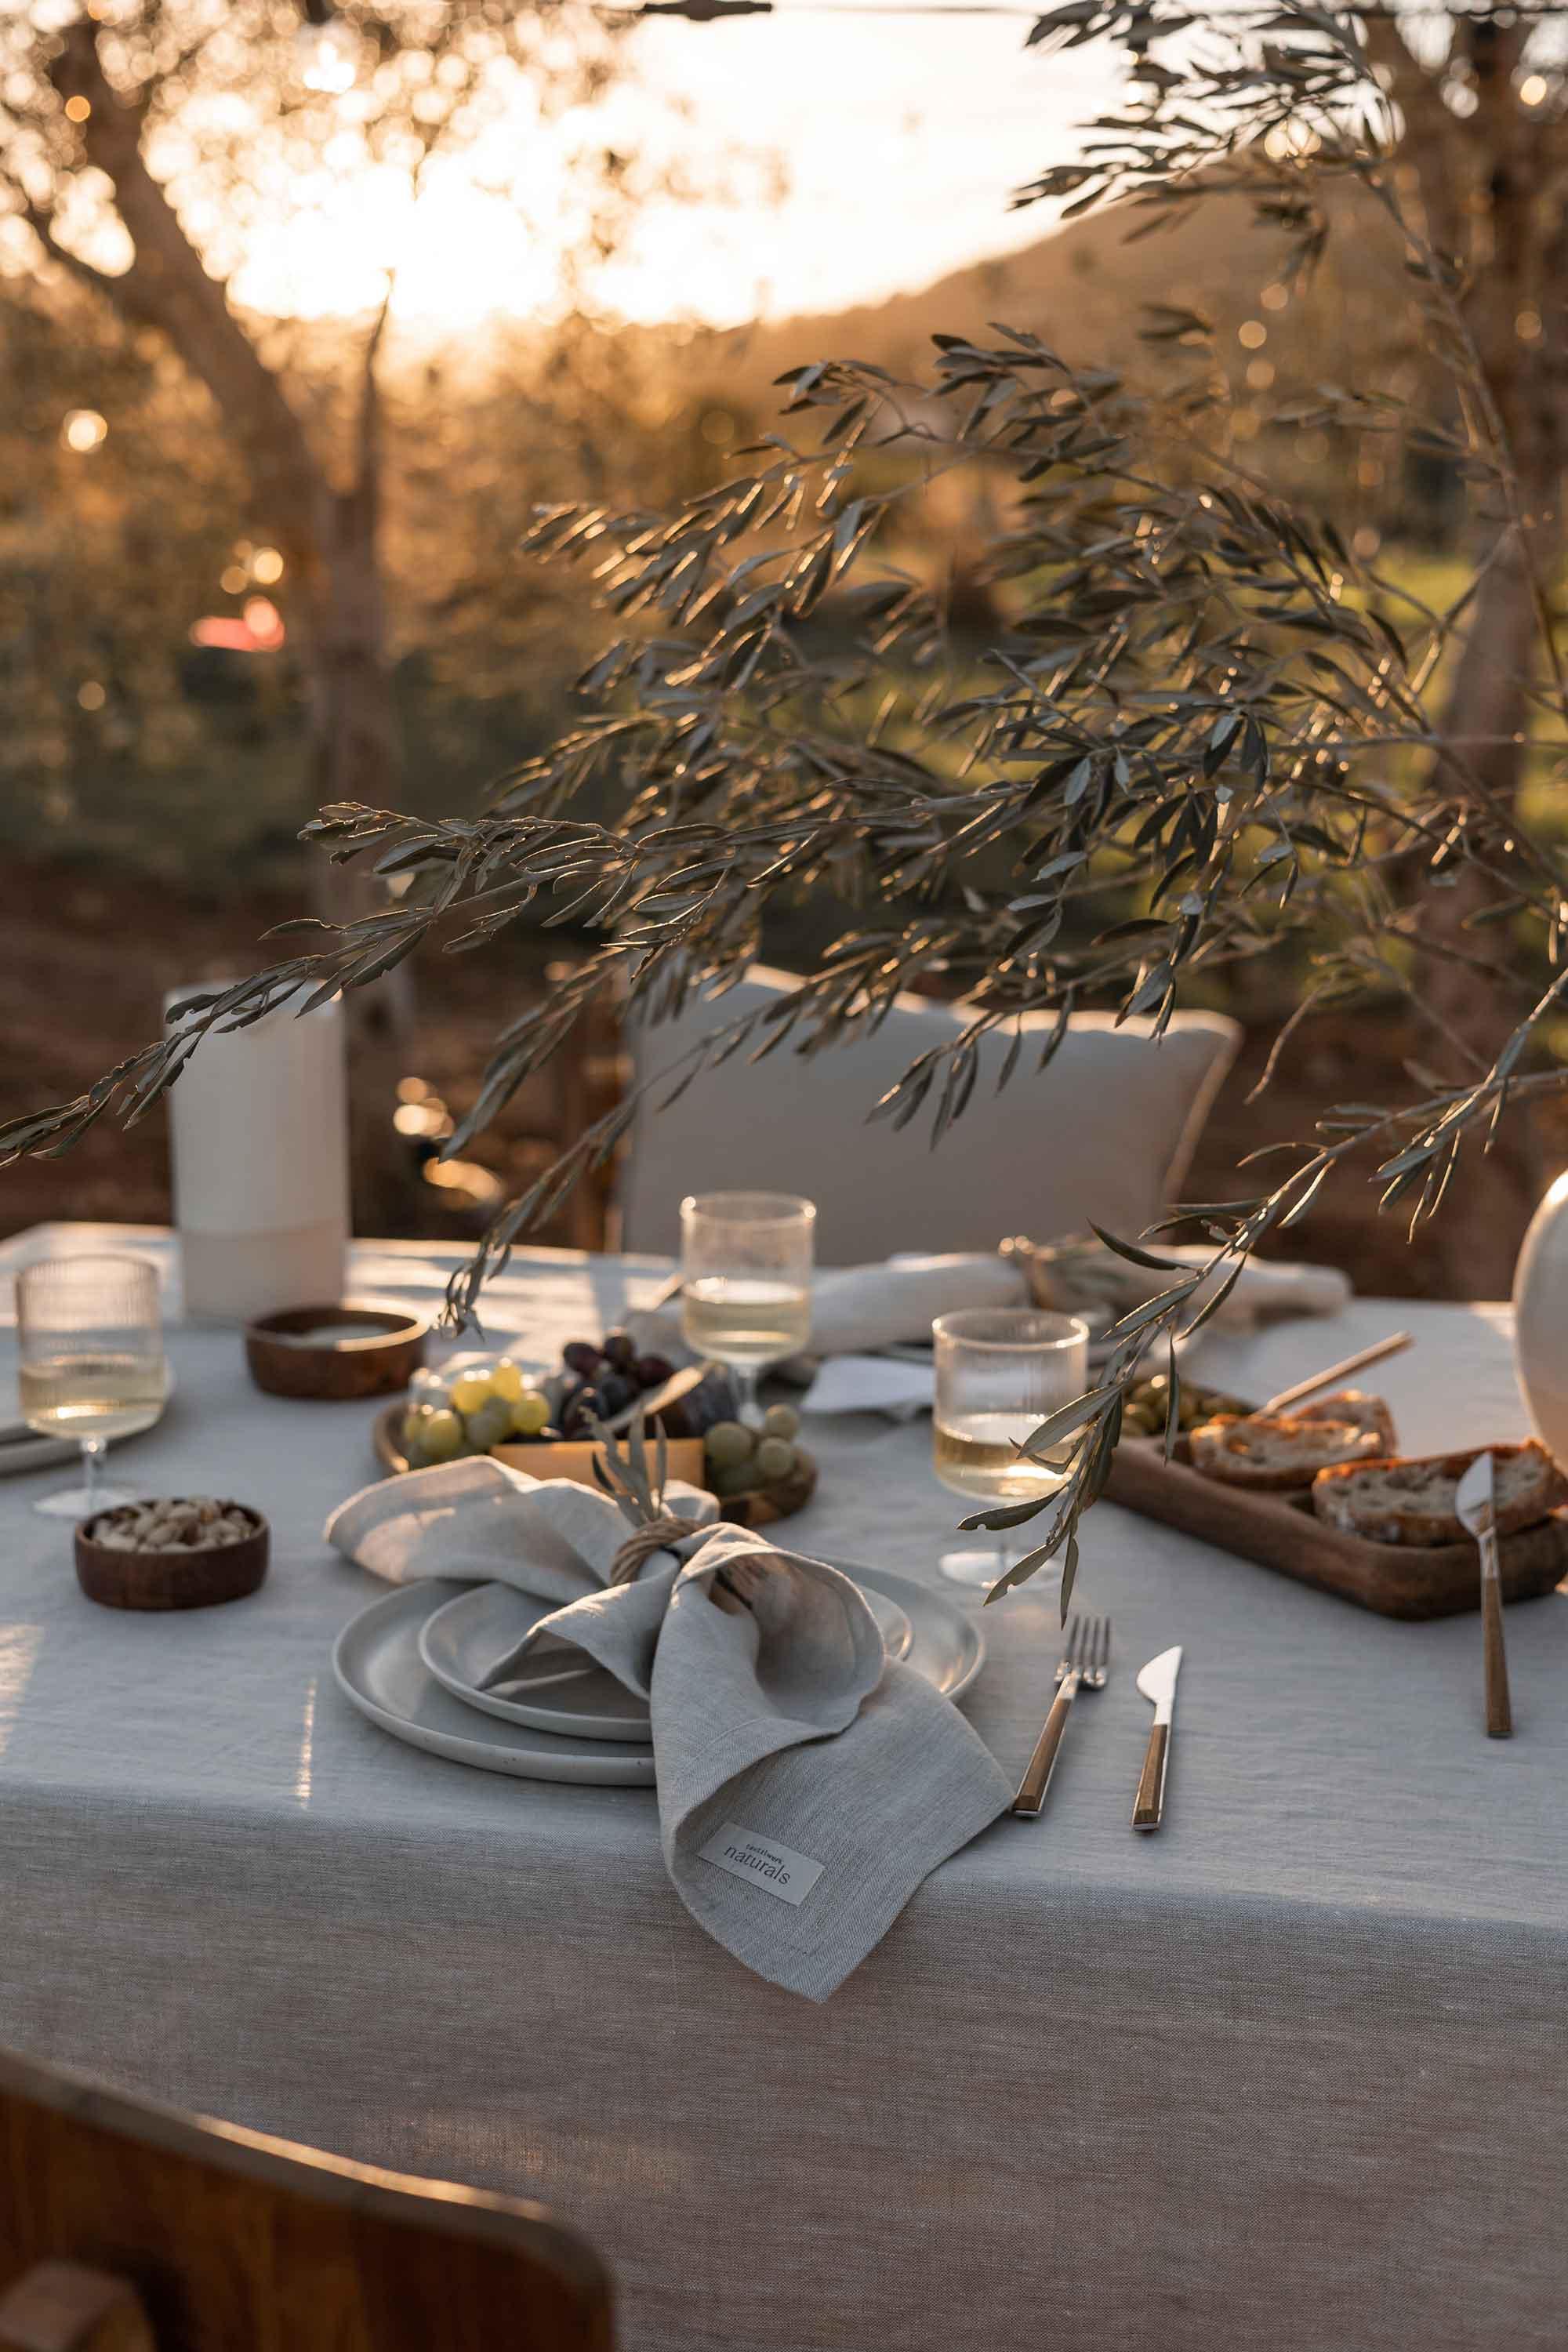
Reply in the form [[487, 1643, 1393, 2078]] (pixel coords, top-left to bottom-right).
[[698, 1821, 824, 1908]]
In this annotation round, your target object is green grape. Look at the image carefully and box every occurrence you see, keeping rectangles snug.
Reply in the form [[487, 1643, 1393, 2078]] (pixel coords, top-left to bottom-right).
[[705, 1420, 755, 1469], [422, 1409, 464, 1462], [402, 1437, 430, 1470], [401, 1404, 434, 1451], [755, 1436, 796, 1483], [509, 1389, 550, 1439], [463, 1396, 516, 1454], [707, 1460, 757, 1498], [762, 1403, 801, 1441]]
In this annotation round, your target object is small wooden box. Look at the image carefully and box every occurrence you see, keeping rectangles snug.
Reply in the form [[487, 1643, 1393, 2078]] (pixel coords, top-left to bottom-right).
[[489, 1436, 709, 1491]]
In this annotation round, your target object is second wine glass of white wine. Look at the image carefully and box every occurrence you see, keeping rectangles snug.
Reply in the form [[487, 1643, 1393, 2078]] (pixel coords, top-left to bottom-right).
[[931, 1308, 1089, 1592], [680, 1192, 815, 1424]]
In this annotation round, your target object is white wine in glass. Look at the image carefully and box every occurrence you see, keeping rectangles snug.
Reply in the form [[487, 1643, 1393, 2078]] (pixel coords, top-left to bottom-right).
[[931, 1413, 1076, 1505], [680, 1192, 815, 1422], [16, 1256, 169, 1520], [681, 1277, 812, 1367], [931, 1309, 1089, 1592]]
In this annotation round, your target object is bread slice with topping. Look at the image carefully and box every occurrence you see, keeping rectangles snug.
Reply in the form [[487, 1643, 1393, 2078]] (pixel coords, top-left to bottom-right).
[[1312, 1440, 1566, 1545], [1188, 1413, 1389, 1490], [1292, 1388, 1398, 1454]]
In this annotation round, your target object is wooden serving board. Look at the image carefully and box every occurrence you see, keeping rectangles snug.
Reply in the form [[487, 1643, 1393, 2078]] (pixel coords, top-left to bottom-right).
[[1103, 1436, 1568, 1620]]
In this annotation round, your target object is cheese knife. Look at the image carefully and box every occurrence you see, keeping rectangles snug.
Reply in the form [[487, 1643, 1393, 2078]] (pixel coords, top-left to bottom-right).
[[1132, 1645, 1182, 1831]]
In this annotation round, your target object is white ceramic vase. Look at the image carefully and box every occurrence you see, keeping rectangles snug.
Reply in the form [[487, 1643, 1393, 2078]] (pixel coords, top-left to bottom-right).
[[165, 987, 350, 1322], [1512, 1171, 1568, 1469]]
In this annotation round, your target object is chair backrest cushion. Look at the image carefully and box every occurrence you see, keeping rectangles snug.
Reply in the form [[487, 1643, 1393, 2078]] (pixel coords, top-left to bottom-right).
[[617, 967, 1240, 1263]]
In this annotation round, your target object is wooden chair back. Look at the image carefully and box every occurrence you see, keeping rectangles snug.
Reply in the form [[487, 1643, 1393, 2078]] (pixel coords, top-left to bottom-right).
[[0, 2045, 613, 2352]]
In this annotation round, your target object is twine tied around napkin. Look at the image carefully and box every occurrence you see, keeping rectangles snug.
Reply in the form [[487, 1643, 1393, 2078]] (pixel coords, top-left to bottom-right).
[[610, 1513, 701, 1585]]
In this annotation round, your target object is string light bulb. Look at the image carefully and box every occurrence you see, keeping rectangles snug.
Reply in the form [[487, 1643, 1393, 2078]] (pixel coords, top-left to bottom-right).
[[295, 5, 358, 94]]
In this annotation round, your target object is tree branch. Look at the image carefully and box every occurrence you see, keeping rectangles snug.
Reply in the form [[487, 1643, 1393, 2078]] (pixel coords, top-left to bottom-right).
[[45, 17, 328, 561]]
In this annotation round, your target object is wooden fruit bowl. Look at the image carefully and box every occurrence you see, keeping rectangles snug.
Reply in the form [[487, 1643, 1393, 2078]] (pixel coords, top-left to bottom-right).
[[373, 1405, 706, 1494], [713, 1450, 818, 1529], [372, 1404, 815, 1525]]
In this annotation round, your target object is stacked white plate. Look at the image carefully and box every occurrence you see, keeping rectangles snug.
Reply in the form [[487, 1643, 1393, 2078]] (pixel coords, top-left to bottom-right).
[[333, 1563, 984, 1789]]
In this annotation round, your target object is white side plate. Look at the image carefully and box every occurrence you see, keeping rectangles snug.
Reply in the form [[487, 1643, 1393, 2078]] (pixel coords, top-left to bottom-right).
[[418, 1576, 917, 1742]]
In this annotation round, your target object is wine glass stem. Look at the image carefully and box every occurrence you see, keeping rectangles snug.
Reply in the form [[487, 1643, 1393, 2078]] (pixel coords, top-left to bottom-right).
[[730, 1364, 761, 1426], [81, 1438, 104, 1516]]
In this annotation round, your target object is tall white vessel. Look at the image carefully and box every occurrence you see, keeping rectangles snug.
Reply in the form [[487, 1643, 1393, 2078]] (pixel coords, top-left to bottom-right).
[[165, 987, 349, 1321]]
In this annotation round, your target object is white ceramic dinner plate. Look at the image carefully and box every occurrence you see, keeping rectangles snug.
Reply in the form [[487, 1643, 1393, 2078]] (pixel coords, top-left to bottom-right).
[[417, 1577, 917, 1742], [332, 1566, 985, 1788]]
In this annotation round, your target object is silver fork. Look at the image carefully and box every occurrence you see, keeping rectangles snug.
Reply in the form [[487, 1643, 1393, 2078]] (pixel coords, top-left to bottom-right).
[[1011, 1613, 1111, 1817]]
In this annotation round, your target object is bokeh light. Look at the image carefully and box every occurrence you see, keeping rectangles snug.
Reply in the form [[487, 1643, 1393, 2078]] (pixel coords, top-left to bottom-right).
[[62, 409, 107, 452]]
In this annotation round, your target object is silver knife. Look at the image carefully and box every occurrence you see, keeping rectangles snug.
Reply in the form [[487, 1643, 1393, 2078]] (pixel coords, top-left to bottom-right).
[[1132, 1646, 1181, 1831]]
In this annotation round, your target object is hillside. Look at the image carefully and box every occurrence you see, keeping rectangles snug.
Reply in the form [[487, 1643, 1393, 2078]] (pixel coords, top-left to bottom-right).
[[704, 174, 1411, 402]]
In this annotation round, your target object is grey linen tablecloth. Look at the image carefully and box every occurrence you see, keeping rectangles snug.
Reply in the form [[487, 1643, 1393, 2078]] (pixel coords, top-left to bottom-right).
[[0, 1232, 1566, 2351], [326, 1465, 1011, 1996]]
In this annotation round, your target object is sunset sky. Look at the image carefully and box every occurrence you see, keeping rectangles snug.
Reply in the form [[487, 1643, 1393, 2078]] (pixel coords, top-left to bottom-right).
[[228, 5, 1123, 332]]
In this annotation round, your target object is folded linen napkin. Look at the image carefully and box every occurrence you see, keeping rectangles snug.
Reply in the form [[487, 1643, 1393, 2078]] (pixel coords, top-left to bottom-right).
[[632, 1252, 1030, 1366], [1019, 1240, 1352, 1330], [326, 1463, 1011, 2000]]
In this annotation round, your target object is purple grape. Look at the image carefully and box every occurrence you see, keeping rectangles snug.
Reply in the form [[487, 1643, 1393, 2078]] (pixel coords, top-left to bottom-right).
[[562, 1341, 604, 1380], [597, 1373, 636, 1417], [602, 1330, 637, 1372], [635, 1354, 676, 1390], [557, 1379, 597, 1436], [680, 1368, 737, 1438]]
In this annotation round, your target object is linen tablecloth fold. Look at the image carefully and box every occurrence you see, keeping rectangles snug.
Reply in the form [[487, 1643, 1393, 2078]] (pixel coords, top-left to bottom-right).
[[325, 1464, 1012, 1999]]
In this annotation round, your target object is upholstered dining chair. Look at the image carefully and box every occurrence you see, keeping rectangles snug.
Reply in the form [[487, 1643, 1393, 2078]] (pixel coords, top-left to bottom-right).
[[615, 964, 1241, 1262], [0, 2042, 613, 2352]]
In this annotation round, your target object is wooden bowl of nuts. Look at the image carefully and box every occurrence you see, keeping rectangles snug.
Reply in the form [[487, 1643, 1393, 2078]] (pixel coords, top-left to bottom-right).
[[74, 1497, 270, 1611]]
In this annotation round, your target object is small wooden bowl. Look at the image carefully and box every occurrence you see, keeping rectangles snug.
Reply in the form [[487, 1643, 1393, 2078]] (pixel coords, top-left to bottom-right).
[[76, 1504, 270, 1612], [245, 1301, 430, 1400], [715, 1450, 818, 1529]]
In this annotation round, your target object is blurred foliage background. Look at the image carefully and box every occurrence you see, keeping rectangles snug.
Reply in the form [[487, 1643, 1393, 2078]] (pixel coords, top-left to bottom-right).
[[4, 2, 1565, 1290]]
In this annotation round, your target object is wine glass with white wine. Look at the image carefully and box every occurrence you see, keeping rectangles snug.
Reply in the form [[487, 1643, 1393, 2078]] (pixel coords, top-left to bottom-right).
[[932, 1308, 1089, 1592], [16, 1256, 169, 1520], [680, 1192, 815, 1425]]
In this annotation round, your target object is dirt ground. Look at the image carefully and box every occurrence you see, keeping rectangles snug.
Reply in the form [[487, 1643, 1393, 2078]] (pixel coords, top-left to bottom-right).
[[0, 853, 1545, 1296]]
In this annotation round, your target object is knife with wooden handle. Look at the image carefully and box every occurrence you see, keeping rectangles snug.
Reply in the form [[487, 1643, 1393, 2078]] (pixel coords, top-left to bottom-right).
[[1456, 1453, 1512, 1739], [1132, 1646, 1181, 1830]]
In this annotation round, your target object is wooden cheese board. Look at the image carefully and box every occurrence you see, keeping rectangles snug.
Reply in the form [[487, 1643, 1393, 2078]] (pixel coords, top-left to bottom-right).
[[1103, 1434, 1568, 1620]]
